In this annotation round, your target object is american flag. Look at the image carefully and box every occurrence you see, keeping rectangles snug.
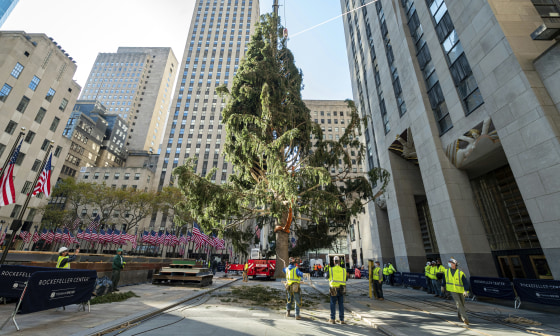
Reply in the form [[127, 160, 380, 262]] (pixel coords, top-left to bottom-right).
[[0, 139, 22, 206], [54, 228, 63, 242], [87, 214, 101, 231], [157, 231, 165, 245], [255, 225, 261, 239], [32, 153, 53, 197], [0, 227, 6, 246], [71, 217, 81, 230], [212, 234, 225, 249], [163, 231, 171, 246], [141, 231, 149, 244], [32, 230, 41, 243], [45, 229, 55, 244], [19, 230, 31, 243], [77, 229, 85, 240], [124, 231, 137, 248], [192, 223, 211, 250], [291, 237, 296, 248], [179, 233, 187, 245]]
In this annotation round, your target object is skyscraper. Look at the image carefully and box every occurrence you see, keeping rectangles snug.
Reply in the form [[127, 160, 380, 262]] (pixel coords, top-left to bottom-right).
[[340, 0, 560, 279], [153, 0, 261, 230], [80, 47, 177, 153], [0, 0, 18, 28]]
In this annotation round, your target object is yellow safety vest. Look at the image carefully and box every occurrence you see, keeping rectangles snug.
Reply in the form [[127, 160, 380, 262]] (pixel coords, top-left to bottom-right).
[[424, 265, 431, 277], [56, 255, 70, 269], [372, 266, 381, 280], [286, 267, 301, 285], [329, 265, 346, 288], [436, 265, 446, 273], [383, 267, 389, 276], [428, 266, 437, 280], [445, 268, 465, 293], [244, 263, 248, 271], [388, 264, 396, 274]]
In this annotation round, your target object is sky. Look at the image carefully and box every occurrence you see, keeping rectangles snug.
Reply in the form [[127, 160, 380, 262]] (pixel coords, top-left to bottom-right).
[[2, 0, 353, 100]]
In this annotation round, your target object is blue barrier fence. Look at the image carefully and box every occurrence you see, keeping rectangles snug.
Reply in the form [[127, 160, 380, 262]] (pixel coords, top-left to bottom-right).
[[513, 279, 560, 307], [470, 276, 516, 300], [0, 265, 70, 299], [402, 272, 427, 288], [393, 272, 402, 285]]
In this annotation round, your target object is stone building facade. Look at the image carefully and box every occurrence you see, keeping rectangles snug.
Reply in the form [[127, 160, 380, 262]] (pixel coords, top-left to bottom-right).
[[340, 0, 560, 279], [0, 31, 80, 226]]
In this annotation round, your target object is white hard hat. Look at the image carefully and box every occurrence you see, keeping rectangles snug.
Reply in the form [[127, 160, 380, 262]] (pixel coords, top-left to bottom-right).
[[333, 256, 339, 261], [59, 247, 68, 253]]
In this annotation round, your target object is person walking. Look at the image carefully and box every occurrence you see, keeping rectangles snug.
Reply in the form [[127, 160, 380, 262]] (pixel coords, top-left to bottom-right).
[[328, 256, 347, 324], [370, 261, 384, 300], [243, 261, 249, 282], [56, 246, 79, 269], [445, 258, 470, 325], [424, 261, 433, 294], [284, 257, 304, 320], [111, 248, 125, 292]]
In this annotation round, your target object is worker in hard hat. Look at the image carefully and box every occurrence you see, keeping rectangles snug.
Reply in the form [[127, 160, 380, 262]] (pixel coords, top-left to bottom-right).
[[56, 246, 80, 269]]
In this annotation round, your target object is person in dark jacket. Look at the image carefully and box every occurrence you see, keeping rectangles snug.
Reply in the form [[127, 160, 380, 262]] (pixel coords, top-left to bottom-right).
[[111, 248, 125, 292]]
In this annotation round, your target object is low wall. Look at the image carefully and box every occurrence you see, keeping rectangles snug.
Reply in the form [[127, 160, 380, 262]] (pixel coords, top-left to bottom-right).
[[0, 250, 176, 287]]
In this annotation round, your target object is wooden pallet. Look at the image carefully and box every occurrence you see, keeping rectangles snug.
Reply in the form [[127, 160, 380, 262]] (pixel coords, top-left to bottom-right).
[[152, 260, 213, 287]]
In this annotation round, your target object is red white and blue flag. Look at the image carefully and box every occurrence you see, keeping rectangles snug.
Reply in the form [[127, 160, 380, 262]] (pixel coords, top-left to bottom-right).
[[32, 153, 53, 197], [87, 214, 101, 231], [0, 139, 22, 206]]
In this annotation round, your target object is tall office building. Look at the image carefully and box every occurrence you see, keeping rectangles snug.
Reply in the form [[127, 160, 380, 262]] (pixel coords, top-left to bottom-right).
[[341, 0, 560, 280], [0, 0, 18, 28], [153, 0, 260, 230], [80, 47, 177, 154], [0, 31, 80, 225]]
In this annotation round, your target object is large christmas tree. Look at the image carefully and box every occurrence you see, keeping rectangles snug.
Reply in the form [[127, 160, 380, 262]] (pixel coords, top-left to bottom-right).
[[173, 13, 389, 277]]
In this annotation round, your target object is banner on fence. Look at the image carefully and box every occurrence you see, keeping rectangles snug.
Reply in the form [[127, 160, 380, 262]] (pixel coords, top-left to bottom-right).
[[0, 265, 57, 298], [513, 279, 560, 306], [403, 272, 426, 287], [19, 270, 97, 314], [393, 272, 402, 284], [470, 276, 515, 300]]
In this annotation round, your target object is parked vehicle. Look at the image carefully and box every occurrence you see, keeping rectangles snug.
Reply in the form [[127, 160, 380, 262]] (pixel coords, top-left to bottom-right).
[[247, 259, 276, 280]]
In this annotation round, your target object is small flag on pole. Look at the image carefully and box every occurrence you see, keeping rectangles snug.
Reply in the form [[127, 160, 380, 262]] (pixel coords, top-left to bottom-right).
[[0, 139, 23, 206], [32, 153, 53, 197]]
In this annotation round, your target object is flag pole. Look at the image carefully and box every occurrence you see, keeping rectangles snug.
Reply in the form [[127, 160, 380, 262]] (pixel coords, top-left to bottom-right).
[[0, 128, 25, 178], [1, 141, 54, 265]]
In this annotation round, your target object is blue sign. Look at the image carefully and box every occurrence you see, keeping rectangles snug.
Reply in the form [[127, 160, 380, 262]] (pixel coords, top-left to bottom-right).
[[470, 276, 515, 300], [513, 279, 560, 306], [19, 270, 97, 314], [393, 272, 402, 284], [0, 265, 59, 298]]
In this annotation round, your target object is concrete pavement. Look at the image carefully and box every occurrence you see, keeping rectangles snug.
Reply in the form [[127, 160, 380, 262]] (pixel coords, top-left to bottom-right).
[[1, 273, 559, 335]]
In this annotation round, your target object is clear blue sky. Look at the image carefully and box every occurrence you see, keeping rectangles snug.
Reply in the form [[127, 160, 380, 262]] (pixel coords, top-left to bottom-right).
[[3, 0, 353, 100]]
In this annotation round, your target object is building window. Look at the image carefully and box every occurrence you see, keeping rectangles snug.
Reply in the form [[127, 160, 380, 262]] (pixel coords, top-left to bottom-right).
[[11, 63, 24, 78], [24, 131, 35, 144], [114, 173, 120, 179], [0, 143, 5, 158], [16, 96, 30, 113], [10, 204, 22, 218], [5, 120, 18, 134], [21, 181, 33, 194], [45, 88, 56, 102], [104, 172, 110, 180], [134, 173, 140, 180], [49, 117, 60, 132], [54, 146, 63, 157], [34, 107, 47, 124], [29, 76, 41, 91], [94, 172, 100, 179], [124, 173, 130, 180], [15, 152, 25, 165], [59, 98, 69, 112], [0, 83, 13, 102]]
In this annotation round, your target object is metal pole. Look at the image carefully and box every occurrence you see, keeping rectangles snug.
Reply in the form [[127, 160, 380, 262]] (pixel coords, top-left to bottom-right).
[[0, 141, 53, 265], [273, 0, 279, 16], [0, 128, 26, 178]]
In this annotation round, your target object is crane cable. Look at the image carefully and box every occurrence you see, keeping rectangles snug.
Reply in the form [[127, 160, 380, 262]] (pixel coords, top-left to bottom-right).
[[290, 0, 379, 38]]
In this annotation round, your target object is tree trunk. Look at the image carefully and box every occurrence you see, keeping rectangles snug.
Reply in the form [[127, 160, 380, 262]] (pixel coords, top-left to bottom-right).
[[274, 230, 289, 279]]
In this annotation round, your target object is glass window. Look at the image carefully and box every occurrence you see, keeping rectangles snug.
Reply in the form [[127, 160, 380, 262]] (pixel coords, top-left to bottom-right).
[[134, 173, 141, 180], [16, 96, 30, 113], [94, 172, 99, 179], [45, 88, 56, 102], [5, 120, 18, 134], [54, 146, 63, 157], [124, 173, 130, 180], [31, 159, 42, 172], [24, 131, 35, 144], [0, 143, 5, 158], [59, 98, 69, 112], [49, 117, 60, 132], [29, 76, 41, 91], [0, 83, 13, 102], [11, 63, 24, 78], [35, 107, 46, 123], [15, 152, 25, 165]]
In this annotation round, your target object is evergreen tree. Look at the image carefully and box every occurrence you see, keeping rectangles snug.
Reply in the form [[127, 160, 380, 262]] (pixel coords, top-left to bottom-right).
[[173, 14, 389, 277]]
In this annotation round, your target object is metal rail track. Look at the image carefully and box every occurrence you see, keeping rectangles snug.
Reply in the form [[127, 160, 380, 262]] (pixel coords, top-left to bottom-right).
[[350, 282, 557, 336], [88, 279, 239, 336]]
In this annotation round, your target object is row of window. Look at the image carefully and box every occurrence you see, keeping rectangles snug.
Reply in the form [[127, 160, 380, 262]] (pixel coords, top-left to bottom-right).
[[83, 172, 141, 180]]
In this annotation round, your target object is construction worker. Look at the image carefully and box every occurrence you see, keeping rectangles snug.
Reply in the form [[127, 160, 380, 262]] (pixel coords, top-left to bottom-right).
[[324, 263, 329, 279], [111, 248, 125, 292], [56, 246, 79, 269], [328, 256, 346, 324], [424, 261, 433, 294], [429, 261, 442, 297], [370, 261, 384, 300], [435, 259, 447, 298], [387, 262, 396, 286], [243, 261, 249, 282], [383, 264, 390, 284], [445, 258, 470, 325], [284, 257, 303, 320]]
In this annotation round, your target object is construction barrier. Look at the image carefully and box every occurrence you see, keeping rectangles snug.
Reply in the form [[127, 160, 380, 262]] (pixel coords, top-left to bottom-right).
[[402, 272, 427, 288], [513, 278, 560, 307], [0, 265, 59, 299], [393, 272, 402, 285], [1, 269, 97, 331]]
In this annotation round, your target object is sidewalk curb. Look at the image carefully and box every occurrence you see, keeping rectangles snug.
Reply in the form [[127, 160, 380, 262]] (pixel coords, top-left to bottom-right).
[[71, 278, 239, 336], [308, 282, 403, 336]]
